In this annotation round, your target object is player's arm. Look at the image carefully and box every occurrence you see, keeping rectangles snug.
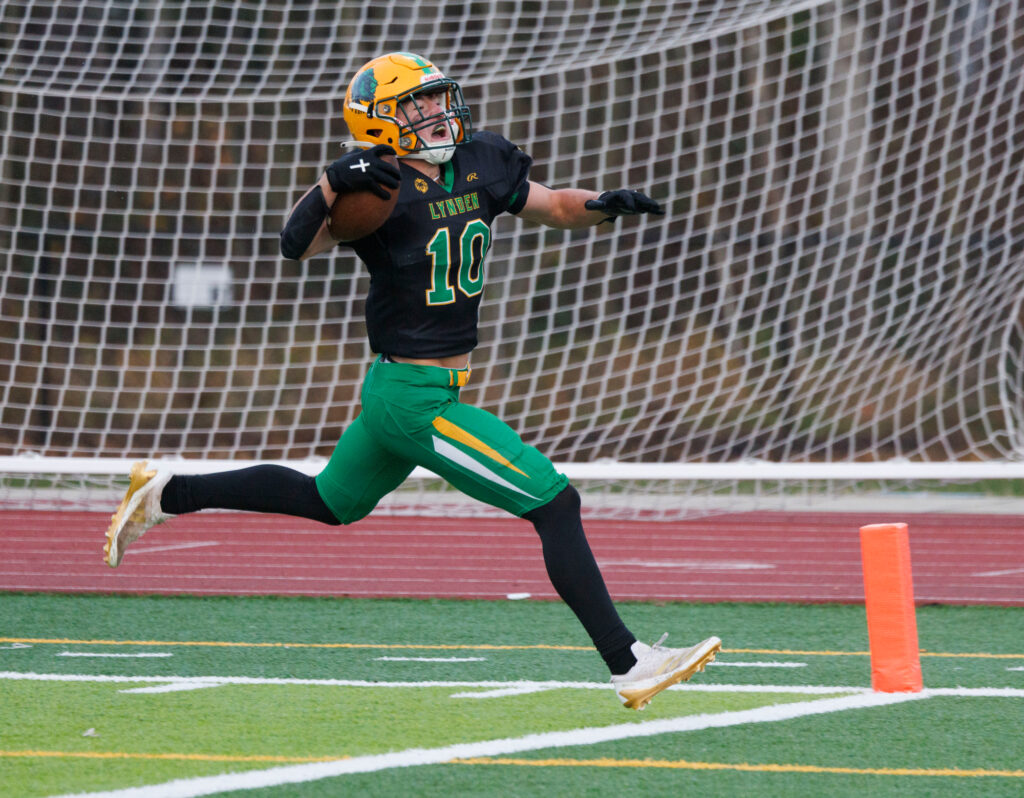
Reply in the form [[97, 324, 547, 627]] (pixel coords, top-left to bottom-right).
[[280, 145, 399, 261], [280, 175, 339, 261], [516, 181, 664, 229]]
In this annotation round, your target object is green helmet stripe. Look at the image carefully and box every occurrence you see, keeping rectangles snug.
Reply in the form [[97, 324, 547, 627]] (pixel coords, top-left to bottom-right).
[[395, 52, 432, 72]]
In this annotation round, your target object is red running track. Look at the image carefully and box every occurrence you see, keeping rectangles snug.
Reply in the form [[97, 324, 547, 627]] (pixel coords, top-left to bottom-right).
[[0, 510, 1021, 604]]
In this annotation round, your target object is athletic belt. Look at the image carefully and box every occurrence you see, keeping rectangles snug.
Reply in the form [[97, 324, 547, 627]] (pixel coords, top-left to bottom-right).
[[380, 355, 471, 388], [448, 367, 471, 387]]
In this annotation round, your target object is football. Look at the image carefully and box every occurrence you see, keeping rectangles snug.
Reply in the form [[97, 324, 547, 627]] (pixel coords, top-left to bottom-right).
[[327, 153, 401, 242]]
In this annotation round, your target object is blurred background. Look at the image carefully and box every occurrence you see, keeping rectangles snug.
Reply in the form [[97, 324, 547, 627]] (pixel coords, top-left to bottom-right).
[[1, 1, 1022, 500]]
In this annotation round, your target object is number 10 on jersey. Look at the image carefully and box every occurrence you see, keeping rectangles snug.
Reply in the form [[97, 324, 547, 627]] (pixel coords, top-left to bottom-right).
[[425, 219, 491, 305]]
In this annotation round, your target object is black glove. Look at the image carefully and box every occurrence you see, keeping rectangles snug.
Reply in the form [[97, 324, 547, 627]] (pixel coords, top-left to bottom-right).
[[584, 189, 665, 221], [324, 144, 401, 200]]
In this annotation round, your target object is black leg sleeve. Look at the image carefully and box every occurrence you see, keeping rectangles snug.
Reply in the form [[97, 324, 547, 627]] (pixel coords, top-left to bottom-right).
[[160, 465, 341, 526], [522, 485, 636, 674]]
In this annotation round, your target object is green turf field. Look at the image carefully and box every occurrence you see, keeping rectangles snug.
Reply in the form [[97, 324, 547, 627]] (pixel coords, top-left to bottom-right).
[[1, 594, 1021, 797]]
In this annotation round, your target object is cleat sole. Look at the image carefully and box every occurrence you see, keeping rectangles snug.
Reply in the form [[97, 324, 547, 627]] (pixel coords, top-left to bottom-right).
[[103, 461, 156, 568]]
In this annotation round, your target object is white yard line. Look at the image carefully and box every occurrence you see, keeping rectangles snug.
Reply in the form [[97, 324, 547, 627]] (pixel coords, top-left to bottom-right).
[[4, 671, 1022, 698], [118, 682, 223, 695], [710, 661, 807, 668], [921, 686, 1024, 697], [0, 671, 863, 693], [57, 653, 173, 659], [52, 691, 928, 798], [373, 656, 487, 662], [450, 685, 558, 699]]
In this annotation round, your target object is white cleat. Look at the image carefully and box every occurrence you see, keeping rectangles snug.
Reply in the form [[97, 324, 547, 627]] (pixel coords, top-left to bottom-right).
[[103, 461, 173, 568], [611, 634, 722, 710]]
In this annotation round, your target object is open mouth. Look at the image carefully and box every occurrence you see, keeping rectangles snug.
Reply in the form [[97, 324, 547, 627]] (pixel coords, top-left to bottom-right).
[[426, 122, 451, 142]]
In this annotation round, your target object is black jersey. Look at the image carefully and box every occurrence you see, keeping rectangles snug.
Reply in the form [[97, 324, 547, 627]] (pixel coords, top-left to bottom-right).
[[342, 130, 532, 358]]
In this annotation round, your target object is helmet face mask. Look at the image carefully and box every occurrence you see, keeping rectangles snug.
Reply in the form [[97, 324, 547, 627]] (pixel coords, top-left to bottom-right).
[[344, 53, 473, 163], [381, 79, 471, 163]]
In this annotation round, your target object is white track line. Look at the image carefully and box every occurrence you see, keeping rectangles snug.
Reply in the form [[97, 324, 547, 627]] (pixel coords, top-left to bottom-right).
[[600, 559, 775, 570], [129, 541, 221, 555], [972, 567, 1024, 577], [53, 692, 927, 798]]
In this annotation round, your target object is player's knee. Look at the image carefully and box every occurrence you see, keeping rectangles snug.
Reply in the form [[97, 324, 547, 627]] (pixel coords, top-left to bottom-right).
[[319, 500, 366, 526], [313, 485, 375, 526], [522, 484, 581, 536], [335, 504, 373, 525], [549, 483, 582, 517]]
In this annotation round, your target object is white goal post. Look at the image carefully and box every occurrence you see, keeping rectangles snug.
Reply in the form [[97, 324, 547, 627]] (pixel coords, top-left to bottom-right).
[[2, 0, 1023, 517]]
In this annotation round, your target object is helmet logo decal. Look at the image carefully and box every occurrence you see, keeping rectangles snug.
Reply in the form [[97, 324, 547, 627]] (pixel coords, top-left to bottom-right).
[[350, 69, 378, 105]]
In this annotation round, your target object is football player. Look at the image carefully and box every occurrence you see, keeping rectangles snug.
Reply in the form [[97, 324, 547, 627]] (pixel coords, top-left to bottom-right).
[[105, 52, 720, 710]]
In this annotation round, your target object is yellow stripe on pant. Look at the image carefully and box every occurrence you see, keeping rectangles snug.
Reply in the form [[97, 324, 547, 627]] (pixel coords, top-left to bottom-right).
[[431, 416, 529, 477]]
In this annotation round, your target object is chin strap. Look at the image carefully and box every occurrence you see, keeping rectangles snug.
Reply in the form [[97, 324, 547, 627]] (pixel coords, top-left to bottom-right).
[[338, 139, 376, 151], [413, 147, 455, 165], [338, 140, 455, 164]]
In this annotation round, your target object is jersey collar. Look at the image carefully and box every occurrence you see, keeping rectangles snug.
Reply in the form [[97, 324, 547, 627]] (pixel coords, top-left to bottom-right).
[[438, 160, 455, 193]]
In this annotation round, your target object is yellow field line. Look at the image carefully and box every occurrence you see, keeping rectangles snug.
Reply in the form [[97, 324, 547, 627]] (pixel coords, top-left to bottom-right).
[[13, 751, 1020, 779], [1, 637, 1021, 659], [0, 750, 341, 764], [0, 637, 585, 652], [451, 756, 1024, 779]]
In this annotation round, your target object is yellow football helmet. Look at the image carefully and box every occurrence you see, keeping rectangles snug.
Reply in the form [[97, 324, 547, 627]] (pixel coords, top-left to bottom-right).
[[343, 52, 473, 164]]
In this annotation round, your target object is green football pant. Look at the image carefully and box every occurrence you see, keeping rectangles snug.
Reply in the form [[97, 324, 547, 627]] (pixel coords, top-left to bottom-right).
[[315, 357, 569, 523]]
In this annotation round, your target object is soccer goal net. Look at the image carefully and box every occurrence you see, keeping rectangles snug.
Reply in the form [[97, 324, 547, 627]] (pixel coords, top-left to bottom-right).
[[2, 0, 1023, 518]]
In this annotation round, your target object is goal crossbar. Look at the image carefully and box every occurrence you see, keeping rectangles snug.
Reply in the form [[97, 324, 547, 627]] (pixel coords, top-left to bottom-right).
[[3, 457, 1023, 483]]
